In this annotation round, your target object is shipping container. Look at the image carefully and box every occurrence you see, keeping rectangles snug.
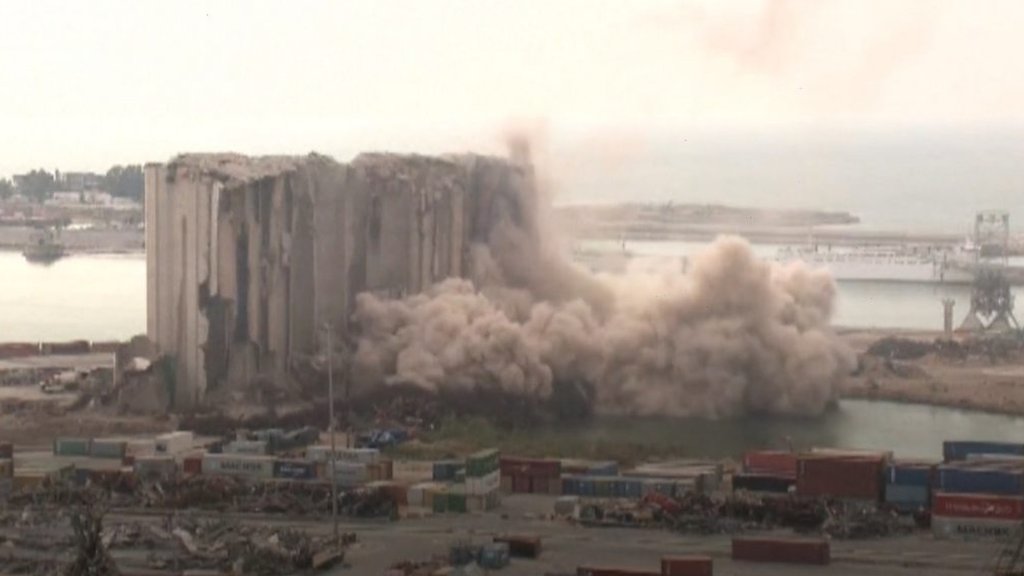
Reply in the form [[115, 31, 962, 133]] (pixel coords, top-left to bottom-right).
[[466, 449, 500, 478], [392, 460, 433, 482], [90, 439, 128, 460], [273, 459, 317, 480], [562, 459, 620, 476], [125, 439, 156, 458], [448, 486, 467, 513], [743, 450, 797, 478], [133, 456, 177, 482], [432, 459, 465, 481], [494, 535, 542, 558], [944, 441, 1024, 462], [884, 484, 929, 512], [53, 437, 91, 457], [936, 463, 1024, 495], [155, 432, 194, 455], [554, 495, 579, 516], [576, 566, 660, 576], [731, 537, 830, 565], [319, 462, 369, 487], [367, 480, 408, 506], [499, 474, 513, 494], [201, 454, 274, 480], [661, 555, 713, 576], [467, 470, 500, 495], [796, 454, 884, 501], [500, 456, 561, 477], [885, 460, 937, 486], [182, 454, 203, 476], [479, 542, 510, 570], [732, 473, 793, 494], [513, 474, 532, 494], [932, 515, 1020, 540], [432, 489, 449, 513], [933, 492, 1024, 520], [305, 446, 380, 464], [223, 440, 268, 455]]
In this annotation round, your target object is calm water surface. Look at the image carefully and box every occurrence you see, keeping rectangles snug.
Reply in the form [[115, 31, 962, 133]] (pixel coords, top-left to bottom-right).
[[576, 399, 1024, 460], [0, 251, 144, 341]]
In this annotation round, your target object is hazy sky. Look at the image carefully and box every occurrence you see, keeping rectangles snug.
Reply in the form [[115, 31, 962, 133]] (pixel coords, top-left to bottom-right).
[[2, 0, 1023, 176]]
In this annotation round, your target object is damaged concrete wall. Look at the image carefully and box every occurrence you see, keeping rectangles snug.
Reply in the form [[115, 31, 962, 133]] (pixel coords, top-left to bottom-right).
[[145, 152, 523, 409]]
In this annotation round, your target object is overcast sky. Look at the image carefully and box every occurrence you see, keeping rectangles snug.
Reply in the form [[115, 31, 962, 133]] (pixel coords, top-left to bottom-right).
[[2, 0, 1023, 176]]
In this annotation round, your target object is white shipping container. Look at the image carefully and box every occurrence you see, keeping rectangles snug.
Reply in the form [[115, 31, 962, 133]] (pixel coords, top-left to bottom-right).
[[932, 516, 1019, 540], [201, 454, 274, 480], [321, 462, 368, 488], [134, 456, 177, 480], [223, 440, 268, 455], [393, 460, 434, 482], [466, 470, 501, 495], [306, 446, 380, 464], [408, 481, 443, 507], [125, 439, 156, 458], [155, 432, 194, 455]]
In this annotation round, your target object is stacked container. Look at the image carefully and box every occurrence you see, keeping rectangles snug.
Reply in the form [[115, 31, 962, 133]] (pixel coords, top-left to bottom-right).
[[884, 459, 936, 512], [155, 431, 194, 455], [943, 441, 1024, 462], [201, 453, 274, 480], [932, 458, 1024, 539], [465, 449, 501, 511], [795, 451, 887, 502], [500, 457, 561, 494], [735, 450, 797, 495]]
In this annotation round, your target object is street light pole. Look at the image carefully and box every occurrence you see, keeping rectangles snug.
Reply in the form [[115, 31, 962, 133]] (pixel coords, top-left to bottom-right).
[[327, 326, 338, 542]]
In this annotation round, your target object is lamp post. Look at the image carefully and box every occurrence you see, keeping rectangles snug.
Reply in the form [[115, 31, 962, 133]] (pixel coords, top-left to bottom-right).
[[326, 325, 338, 542]]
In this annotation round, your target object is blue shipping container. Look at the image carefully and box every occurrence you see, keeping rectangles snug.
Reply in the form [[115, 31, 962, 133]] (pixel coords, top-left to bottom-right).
[[937, 465, 1024, 495], [432, 460, 464, 481], [561, 476, 580, 496], [886, 464, 935, 487], [577, 477, 596, 497], [585, 461, 619, 476], [943, 441, 1024, 462], [273, 460, 317, 480], [884, 484, 929, 512], [614, 478, 643, 499]]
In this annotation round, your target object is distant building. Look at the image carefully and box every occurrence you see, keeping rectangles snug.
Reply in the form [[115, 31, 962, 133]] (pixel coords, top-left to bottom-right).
[[46, 190, 113, 206], [60, 172, 104, 192]]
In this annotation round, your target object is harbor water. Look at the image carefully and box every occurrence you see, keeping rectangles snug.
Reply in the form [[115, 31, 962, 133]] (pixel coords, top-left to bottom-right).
[[0, 244, 1016, 342], [1, 250, 1023, 457]]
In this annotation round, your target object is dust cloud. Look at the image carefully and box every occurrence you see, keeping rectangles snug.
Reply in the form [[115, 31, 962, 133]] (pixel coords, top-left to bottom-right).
[[350, 139, 854, 419]]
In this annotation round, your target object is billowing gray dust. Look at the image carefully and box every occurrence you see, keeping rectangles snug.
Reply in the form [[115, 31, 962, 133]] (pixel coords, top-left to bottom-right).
[[350, 138, 854, 418]]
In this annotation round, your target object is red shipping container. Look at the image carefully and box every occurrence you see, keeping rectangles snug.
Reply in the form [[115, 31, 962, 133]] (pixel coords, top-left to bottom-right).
[[796, 454, 883, 500], [182, 455, 203, 476], [512, 474, 532, 493], [501, 457, 561, 477], [494, 535, 542, 558], [732, 537, 829, 565], [933, 492, 1024, 520], [743, 450, 797, 478], [661, 555, 713, 576], [577, 567, 660, 576]]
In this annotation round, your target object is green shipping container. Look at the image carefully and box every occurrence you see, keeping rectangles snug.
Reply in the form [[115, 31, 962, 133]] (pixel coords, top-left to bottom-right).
[[448, 491, 467, 513], [433, 493, 448, 514], [90, 440, 127, 459], [466, 449, 500, 478], [53, 438, 91, 457]]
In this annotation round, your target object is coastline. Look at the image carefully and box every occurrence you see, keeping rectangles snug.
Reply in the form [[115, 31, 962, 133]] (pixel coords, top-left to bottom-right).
[[839, 327, 1024, 417]]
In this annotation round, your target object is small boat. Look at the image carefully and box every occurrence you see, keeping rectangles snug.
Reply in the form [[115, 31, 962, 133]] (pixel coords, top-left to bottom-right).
[[23, 227, 66, 264]]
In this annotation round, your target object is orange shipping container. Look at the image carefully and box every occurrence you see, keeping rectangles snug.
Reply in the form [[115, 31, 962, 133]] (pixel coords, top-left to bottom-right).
[[661, 555, 713, 576]]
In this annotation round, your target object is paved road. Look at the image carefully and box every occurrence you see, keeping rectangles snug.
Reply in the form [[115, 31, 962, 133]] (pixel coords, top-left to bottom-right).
[[86, 495, 1007, 575]]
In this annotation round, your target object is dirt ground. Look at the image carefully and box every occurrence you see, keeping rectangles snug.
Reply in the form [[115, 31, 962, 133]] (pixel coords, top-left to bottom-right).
[[839, 328, 1024, 416]]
